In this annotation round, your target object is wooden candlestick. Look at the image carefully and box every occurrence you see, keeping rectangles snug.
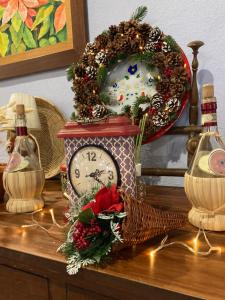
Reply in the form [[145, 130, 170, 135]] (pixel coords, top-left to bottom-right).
[[186, 40, 204, 166]]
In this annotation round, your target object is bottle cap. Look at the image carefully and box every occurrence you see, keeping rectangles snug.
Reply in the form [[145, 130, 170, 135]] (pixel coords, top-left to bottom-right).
[[202, 84, 214, 99], [16, 104, 25, 115]]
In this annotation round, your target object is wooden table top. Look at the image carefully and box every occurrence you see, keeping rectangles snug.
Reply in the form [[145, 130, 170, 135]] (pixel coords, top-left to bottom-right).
[[0, 180, 225, 300]]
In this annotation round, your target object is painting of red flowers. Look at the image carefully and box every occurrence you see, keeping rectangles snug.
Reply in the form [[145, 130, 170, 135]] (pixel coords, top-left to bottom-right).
[[0, 0, 87, 79]]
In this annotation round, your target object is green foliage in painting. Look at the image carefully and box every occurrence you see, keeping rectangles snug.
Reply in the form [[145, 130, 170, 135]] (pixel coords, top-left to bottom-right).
[[0, 0, 68, 57]]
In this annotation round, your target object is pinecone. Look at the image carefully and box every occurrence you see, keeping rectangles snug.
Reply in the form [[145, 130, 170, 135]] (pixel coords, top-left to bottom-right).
[[152, 53, 166, 68], [82, 54, 89, 65], [162, 41, 171, 53], [165, 97, 180, 112], [166, 52, 182, 67], [74, 64, 85, 78], [95, 33, 109, 49], [92, 104, 108, 119], [95, 50, 108, 65], [170, 83, 185, 97], [118, 20, 138, 36], [151, 94, 164, 109], [156, 79, 170, 95], [144, 41, 158, 52], [148, 27, 162, 42], [84, 42, 97, 56], [108, 25, 118, 40], [152, 111, 169, 127], [171, 67, 188, 83], [85, 66, 97, 79], [78, 104, 90, 119], [138, 23, 152, 41]]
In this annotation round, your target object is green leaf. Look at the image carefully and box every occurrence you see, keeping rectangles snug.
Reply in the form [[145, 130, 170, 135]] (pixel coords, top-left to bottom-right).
[[32, 5, 54, 30], [49, 13, 55, 35], [10, 24, 23, 48], [131, 6, 148, 22], [49, 35, 57, 45], [12, 12, 22, 32], [0, 24, 10, 32], [0, 31, 9, 57], [11, 42, 26, 54], [57, 26, 67, 42], [38, 18, 50, 40], [0, 6, 4, 20], [39, 38, 49, 47], [23, 26, 37, 48], [78, 208, 94, 225]]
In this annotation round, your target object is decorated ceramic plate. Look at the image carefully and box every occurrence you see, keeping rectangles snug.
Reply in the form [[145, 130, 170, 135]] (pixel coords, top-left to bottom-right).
[[68, 8, 191, 143]]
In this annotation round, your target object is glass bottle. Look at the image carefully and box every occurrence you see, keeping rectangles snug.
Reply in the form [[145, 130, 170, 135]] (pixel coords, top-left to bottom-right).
[[185, 84, 225, 230], [188, 84, 225, 178], [5, 104, 41, 173]]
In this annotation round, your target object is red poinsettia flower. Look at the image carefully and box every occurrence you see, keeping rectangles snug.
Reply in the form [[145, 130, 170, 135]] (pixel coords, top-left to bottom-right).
[[82, 184, 123, 215], [1, 0, 48, 27], [54, 0, 66, 33]]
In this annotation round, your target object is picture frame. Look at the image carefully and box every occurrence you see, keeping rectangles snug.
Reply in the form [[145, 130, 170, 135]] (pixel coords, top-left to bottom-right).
[[0, 0, 88, 80]]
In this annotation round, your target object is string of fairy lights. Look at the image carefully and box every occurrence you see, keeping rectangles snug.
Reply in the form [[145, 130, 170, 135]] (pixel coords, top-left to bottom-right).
[[0, 208, 222, 258]]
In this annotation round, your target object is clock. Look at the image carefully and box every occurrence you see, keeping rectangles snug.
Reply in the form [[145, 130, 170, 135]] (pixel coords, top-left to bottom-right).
[[68, 145, 121, 196], [58, 116, 140, 203]]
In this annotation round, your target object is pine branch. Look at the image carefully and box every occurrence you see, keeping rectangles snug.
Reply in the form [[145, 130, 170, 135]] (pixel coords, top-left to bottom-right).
[[99, 92, 110, 105], [130, 51, 154, 62], [131, 6, 148, 22], [132, 95, 151, 119], [96, 65, 108, 86], [66, 64, 75, 81], [164, 35, 180, 52]]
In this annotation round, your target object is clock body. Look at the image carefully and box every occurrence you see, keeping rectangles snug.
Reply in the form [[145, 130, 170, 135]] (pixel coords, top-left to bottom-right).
[[58, 116, 140, 203]]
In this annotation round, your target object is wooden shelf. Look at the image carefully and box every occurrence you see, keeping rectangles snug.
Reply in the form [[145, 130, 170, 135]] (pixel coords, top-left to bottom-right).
[[0, 180, 224, 300]]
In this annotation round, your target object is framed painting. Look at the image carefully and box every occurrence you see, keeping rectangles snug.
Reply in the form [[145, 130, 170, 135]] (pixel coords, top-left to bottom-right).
[[0, 0, 87, 80]]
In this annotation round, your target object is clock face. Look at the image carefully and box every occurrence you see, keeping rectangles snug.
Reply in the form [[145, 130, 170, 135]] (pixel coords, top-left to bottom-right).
[[68, 145, 121, 196]]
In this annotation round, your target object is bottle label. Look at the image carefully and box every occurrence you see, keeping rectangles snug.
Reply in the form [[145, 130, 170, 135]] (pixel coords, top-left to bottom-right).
[[202, 113, 217, 127], [16, 127, 28, 136], [5, 152, 29, 172]]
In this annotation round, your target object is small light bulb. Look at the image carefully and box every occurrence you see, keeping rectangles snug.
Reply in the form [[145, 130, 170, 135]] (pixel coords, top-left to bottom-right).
[[157, 75, 161, 80], [139, 46, 143, 50], [150, 251, 155, 258], [121, 33, 124, 37], [136, 34, 139, 39], [184, 63, 187, 68], [93, 90, 96, 94]]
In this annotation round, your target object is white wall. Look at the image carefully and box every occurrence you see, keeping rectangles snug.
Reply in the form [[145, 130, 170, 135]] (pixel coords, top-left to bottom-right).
[[1, 0, 225, 185]]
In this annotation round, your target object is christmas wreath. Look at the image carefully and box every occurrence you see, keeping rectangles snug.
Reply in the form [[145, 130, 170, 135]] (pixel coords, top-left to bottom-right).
[[67, 6, 191, 142]]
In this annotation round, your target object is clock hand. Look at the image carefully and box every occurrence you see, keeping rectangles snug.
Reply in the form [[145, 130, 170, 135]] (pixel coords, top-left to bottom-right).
[[85, 169, 104, 178]]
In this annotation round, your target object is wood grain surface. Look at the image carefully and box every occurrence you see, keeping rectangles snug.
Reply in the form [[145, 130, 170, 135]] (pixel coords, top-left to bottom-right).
[[0, 180, 224, 299]]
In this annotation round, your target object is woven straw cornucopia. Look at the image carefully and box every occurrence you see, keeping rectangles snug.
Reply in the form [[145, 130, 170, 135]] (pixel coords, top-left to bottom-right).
[[121, 193, 186, 246]]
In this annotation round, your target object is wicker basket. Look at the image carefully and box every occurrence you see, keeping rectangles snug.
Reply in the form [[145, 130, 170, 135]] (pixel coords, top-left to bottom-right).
[[121, 192, 187, 246], [0, 164, 6, 203]]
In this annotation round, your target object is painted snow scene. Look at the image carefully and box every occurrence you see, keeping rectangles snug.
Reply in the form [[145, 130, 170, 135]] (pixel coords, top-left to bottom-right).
[[103, 56, 159, 115], [0, 0, 67, 57]]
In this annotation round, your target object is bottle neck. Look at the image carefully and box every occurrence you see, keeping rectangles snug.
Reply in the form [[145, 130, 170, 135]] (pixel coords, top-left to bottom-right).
[[15, 114, 28, 136]]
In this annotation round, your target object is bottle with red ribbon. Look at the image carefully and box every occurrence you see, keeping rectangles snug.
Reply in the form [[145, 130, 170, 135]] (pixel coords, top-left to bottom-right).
[[184, 84, 225, 231], [5, 104, 40, 173]]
